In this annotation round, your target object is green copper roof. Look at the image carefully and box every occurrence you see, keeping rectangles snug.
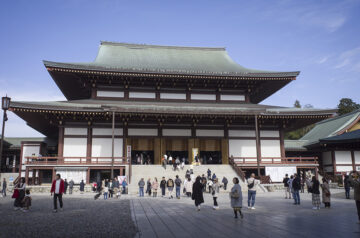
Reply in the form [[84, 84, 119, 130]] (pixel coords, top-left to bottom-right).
[[284, 140, 309, 151], [301, 109, 360, 147], [320, 129, 360, 144], [43, 41, 300, 78]]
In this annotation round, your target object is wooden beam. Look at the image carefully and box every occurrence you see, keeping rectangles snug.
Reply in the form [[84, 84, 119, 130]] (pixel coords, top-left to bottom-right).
[[255, 115, 261, 176]]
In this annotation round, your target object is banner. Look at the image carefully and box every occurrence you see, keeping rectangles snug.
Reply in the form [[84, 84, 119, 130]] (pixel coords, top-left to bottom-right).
[[265, 166, 297, 182]]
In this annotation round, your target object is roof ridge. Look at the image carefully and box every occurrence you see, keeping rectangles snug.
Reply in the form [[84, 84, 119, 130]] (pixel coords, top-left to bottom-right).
[[314, 109, 359, 125], [100, 41, 226, 51]]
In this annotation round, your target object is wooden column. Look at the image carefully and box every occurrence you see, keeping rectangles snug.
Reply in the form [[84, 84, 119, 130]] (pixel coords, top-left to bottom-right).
[[154, 138, 161, 165], [279, 129, 286, 158], [255, 115, 261, 176], [351, 150, 356, 171], [111, 112, 115, 178], [58, 127, 64, 157], [32, 169, 36, 185], [52, 167, 56, 181], [331, 150, 336, 176], [25, 166, 29, 185], [86, 168, 90, 184], [221, 138, 229, 164], [86, 127, 92, 160], [188, 138, 194, 164]]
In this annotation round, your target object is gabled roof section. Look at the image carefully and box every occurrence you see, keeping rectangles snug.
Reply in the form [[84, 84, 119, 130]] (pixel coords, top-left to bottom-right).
[[44, 41, 300, 77], [302, 109, 360, 147], [319, 129, 360, 144]]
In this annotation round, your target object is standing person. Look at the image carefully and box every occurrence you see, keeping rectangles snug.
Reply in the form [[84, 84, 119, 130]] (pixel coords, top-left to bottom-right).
[[344, 175, 351, 199], [64, 179, 68, 194], [13, 178, 26, 210], [230, 177, 243, 219], [2, 178, 7, 197], [207, 168, 211, 180], [21, 189, 32, 212], [175, 157, 180, 170], [307, 176, 321, 210], [292, 174, 301, 205], [108, 179, 113, 198], [287, 175, 294, 199], [175, 175, 182, 199], [50, 174, 64, 213], [192, 176, 204, 211], [160, 177, 167, 197], [201, 174, 207, 192], [69, 179, 74, 195], [300, 176, 305, 193], [247, 173, 259, 210], [207, 179, 213, 194], [321, 178, 331, 208], [167, 177, 174, 199], [138, 178, 145, 197], [152, 178, 159, 197], [283, 174, 290, 199], [79, 180, 85, 194], [146, 178, 152, 196], [113, 177, 120, 198], [212, 178, 221, 210], [172, 160, 177, 171], [180, 157, 185, 170], [212, 173, 217, 181], [122, 179, 127, 194], [222, 176, 228, 190], [162, 155, 167, 170], [103, 185, 109, 200], [349, 171, 360, 223], [185, 177, 193, 197]]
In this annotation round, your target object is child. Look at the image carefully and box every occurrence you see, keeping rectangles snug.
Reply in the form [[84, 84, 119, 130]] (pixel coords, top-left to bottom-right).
[[230, 177, 243, 219], [103, 185, 109, 200], [22, 189, 32, 212]]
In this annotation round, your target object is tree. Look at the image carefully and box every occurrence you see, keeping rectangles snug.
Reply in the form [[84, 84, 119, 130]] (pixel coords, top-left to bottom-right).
[[337, 98, 360, 115], [294, 100, 301, 108], [285, 101, 315, 140]]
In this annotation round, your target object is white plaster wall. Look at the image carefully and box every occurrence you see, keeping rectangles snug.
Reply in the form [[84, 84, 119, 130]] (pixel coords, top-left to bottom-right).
[[64, 128, 88, 136], [22, 145, 41, 163], [128, 128, 158, 136], [92, 128, 123, 136], [129, 92, 156, 99], [220, 94, 245, 101], [56, 169, 87, 183], [354, 151, 360, 164], [97, 90, 124, 98], [196, 129, 224, 137], [162, 129, 191, 137], [63, 138, 87, 157], [260, 130, 280, 137], [260, 140, 281, 157], [336, 166, 353, 172], [228, 130, 255, 137], [91, 138, 123, 157], [322, 151, 332, 165], [229, 139, 256, 157], [160, 93, 186, 100], [191, 94, 216, 100], [335, 151, 352, 164]]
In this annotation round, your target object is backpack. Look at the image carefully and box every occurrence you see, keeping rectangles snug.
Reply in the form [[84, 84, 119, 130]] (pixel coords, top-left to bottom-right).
[[248, 179, 255, 189], [168, 180, 174, 187], [175, 179, 181, 187]]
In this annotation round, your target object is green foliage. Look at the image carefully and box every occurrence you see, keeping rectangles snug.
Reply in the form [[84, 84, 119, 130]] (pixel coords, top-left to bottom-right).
[[337, 98, 360, 115], [294, 100, 301, 108]]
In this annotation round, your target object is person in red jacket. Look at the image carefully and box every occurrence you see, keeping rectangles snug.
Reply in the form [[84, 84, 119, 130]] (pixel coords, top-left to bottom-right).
[[51, 174, 64, 213]]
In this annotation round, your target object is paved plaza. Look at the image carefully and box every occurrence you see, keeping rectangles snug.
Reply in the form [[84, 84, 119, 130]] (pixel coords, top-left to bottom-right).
[[0, 190, 359, 238]]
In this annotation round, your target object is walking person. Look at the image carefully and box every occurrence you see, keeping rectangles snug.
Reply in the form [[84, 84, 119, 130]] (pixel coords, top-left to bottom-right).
[[175, 175, 182, 199], [212, 178, 221, 210], [292, 174, 301, 205], [167, 177, 174, 199], [283, 174, 290, 199], [207, 169, 211, 180], [344, 175, 351, 199], [2, 178, 7, 197], [192, 176, 204, 211], [122, 179, 127, 194], [138, 178, 145, 197], [21, 189, 32, 212], [50, 174, 64, 213], [230, 177, 243, 219], [185, 177, 193, 197], [80, 180, 85, 194], [321, 178, 331, 208], [247, 173, 259, 209], [160, 177, 167, 197], [152, 178, 159, 197], [307, 176, 321, 210], [222, 176, 228, 190], [146, 178, 152, 196], [207, 179, 213, 194], [64, 179, 68, 194], [349, 171, 360, 224], [13, 178, 26, 210], [69, 179, 74, 195]]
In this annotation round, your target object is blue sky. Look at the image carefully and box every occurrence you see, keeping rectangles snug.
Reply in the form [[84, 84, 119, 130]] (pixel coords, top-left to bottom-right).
[[0, 0, 360, 137]]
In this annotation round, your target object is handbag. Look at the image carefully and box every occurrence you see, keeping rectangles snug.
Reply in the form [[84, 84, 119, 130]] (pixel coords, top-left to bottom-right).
[[12, 189, 19, 199], [231, 189, 240, 198]]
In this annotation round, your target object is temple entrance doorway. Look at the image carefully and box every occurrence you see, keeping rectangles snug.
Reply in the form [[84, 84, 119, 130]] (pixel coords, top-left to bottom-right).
[[131, 151, 154, 165], [128, 138, 154, 164], [199, 139, 222, 164], [165, 138, 189, 164]]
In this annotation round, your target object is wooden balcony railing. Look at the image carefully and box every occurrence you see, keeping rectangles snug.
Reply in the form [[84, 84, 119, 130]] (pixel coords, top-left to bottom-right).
[[232, 157, 318, 165], [25, 156, 130, 165]]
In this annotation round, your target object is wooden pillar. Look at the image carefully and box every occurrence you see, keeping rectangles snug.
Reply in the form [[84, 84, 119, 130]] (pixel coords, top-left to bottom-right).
[[331, 150, 336, 176], [86, 127, 92, 159], [86, 168, 90, 184], [121, 167, 124, 176], [25, 166, 29, 185], [221, 138, 229, 164], [58, 127, 64, 157], [188, 138, 194, 164], [279, 129, 286, 158], [32, 169, 36, 185], [52, 167, 56, 182], [255, 115, 261, 176], [351, 150, 356, 172], [154, 138, 161, 165]]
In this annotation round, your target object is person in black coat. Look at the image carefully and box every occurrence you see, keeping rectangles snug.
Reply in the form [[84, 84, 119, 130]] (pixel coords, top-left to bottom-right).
[[160, 177, 167, 197], [192, 176, 204, 211], [64, 179, 68, 194], [80, 180, 85, 194], [344, 175, 351, 199]]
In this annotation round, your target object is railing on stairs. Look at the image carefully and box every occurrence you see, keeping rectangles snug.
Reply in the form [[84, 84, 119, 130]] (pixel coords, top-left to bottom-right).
[[229, 157, 246, 182]]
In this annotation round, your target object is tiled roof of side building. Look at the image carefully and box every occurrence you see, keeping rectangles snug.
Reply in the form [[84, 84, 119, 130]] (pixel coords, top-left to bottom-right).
[[43, 41, 300, 78], [301, 109, 360, 147], [284, 140, 309, 151], [319, 129, 360, 143], [9, 100, 337, 116]]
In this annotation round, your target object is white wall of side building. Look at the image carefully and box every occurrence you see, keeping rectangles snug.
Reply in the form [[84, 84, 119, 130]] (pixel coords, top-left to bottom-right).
[[335, 151, 352, 164], [354, 151, 360, 164]]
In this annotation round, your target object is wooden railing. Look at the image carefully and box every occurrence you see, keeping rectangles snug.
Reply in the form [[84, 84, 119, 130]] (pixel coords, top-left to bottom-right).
[[229, 157, 246, 182], [232, 157, 318, 165], [25, 156, 130, 165]]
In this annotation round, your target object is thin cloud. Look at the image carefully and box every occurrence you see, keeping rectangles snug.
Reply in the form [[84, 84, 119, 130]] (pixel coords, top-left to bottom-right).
[[335, 47, 360, 71]]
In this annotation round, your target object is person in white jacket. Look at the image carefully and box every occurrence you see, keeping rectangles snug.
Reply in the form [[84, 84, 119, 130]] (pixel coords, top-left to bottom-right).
[[184, 177, 193, 197], [212, 178, 222, 210]]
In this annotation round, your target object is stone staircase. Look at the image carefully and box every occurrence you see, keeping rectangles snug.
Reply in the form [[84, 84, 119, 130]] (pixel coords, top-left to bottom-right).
[[128, 164, 250, 194]]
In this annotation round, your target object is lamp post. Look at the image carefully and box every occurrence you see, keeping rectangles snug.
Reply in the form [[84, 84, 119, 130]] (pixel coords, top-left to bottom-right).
[[0, 95, 11, 172]]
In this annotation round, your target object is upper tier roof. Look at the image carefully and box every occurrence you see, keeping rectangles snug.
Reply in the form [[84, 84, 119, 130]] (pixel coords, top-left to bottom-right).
[[44, 41, 300, 77]]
